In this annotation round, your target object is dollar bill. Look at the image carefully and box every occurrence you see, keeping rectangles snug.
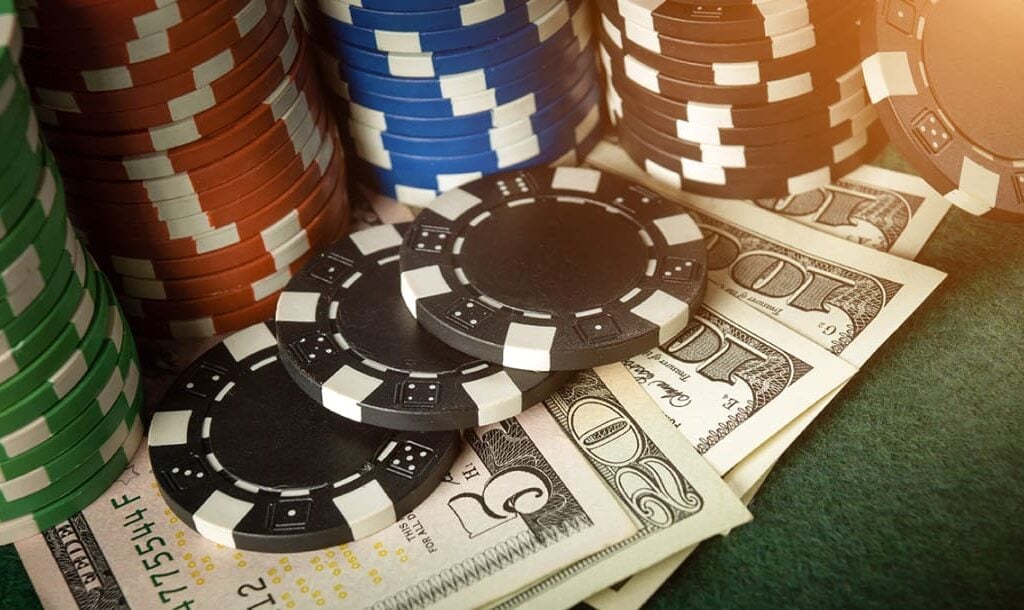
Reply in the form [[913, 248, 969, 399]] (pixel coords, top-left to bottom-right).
[[584, 442, 775, 610], [14, 366, 750, 609], [587, 141, 947, 369], [685, 164, 950, 260], [16, 394, 636, 609], [584, 384, 836, 610], [492, 364, 751, 609], [583, 141, 949, 610], [625, 286, 857, 475]]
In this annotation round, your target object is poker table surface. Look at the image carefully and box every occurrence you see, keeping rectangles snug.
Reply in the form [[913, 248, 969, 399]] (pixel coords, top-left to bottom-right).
[[2, 149, 1022, 609]]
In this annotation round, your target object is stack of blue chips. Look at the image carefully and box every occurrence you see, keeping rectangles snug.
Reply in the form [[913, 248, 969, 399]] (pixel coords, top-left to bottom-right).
[[300, 0, 603, 206]]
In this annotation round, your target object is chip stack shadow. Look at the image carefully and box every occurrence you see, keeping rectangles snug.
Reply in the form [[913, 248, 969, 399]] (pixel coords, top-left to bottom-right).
[[0, 7, 144, 545], [300, 0, 604, 206], [15, 0, 352, 339], [597, 0, 887, 200]]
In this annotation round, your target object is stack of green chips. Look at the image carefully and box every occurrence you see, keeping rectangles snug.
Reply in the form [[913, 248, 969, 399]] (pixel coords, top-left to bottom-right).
[[0, 1, 143, 545]]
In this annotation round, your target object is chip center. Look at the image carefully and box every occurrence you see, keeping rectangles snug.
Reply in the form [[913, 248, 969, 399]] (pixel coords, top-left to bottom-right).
[[210, 362, 383, 489], [923, 0, 1024, 158], [459, 199, 648, 314]]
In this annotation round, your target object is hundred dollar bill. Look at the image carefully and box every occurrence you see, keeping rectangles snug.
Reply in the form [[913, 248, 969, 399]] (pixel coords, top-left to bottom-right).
[[584, 385, 834, 610], [624, 286, 857, 474], [685, 164, 950, 260], [583, 142, 949, 610], [16, 389, 638, 610], [587, 141, 947, 369], [584, 445, 774, 610], [492, 364, 751, 609]]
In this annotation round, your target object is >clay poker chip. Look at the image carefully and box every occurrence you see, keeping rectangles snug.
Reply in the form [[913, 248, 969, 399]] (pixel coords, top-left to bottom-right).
[[19, 0, 351, 338], [860, 0, 1024, 221], [0, 307, 134, 469], [275, 223, 572, 431], [617, 114, 889, 199], [606, 79, 872, 146], [20, 0, 285, 90], [615, 99, 879, 172], [345, 81, 601, 157], [30, 5, 300, 120], [399, 166, 708, 372], [350, 92, 601, 175], [311, 0, 587, 78], [594, 0, 879, 200], [307, 0, 561, 53], [308, 0, 602, 204], [606, 0, 836, 43], [314, 6, 587, 99], [0, 418, 142, 545], [312, 0, 530, 33], [20, 0, 252, 63], [352, 112, 604, 206], [0, 10, 146, 546], [148, 321, 461, 552]]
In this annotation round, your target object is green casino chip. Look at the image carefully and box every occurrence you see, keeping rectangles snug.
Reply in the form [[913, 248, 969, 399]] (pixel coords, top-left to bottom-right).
[[0, 183, 68, 299], [0, 126, 44, 249], [0, 238, 81, 348], [0, 195, 68, 327], [0, 301, 133, 466], [0, 383, 140, 512], [0, 418, 142, 545], [0, 268, 112, 407], [0, 110, 40, 204], [0, 157, 60, 269], [0, 75, 33, 171], [0, 238, 91, 384], [0, 324, 136, 474], [0, 1, 21, 84], [0, 382, 141, 504]]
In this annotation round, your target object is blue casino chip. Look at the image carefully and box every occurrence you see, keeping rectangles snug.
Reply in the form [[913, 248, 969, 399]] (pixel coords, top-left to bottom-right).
[[317, 17, 590, 98], [314, 0, 587, 77], [314, 0, 529, 32], [351, 108, 604, 205], [345, 82, 600, 156], [310, 0, 560, 52], [324, 44, 593, 118], [325, 51, 595, 138], [351, 93, 601, 174], [318, 0, 480, 12]]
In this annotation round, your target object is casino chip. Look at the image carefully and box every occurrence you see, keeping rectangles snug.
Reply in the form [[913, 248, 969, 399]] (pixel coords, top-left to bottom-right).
[[0, 11, 144, 544], [399, 166, 708, 372], [597, 0, 889, 200], [301, 0, 603, 205], [275, 223, 572, 431], [860, 0, 1024, 221], [17, 0, 352, 338], [148, 322, 462, 552]]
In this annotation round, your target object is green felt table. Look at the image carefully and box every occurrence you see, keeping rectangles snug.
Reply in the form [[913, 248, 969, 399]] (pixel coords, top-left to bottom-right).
[[2, 148, 1023, 609]]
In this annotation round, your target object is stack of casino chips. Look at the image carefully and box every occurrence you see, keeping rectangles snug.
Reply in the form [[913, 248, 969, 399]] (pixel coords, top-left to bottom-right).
[[597, 0, 887, 199], [299, 0, 603, 206], [0, 6, 143, 545], [15, 0, 351, 339], [146, 166, 710, 552]]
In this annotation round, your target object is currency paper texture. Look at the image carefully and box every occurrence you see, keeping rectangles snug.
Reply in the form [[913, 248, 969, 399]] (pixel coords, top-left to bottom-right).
[[583, 141, 949, 610], [624, 287, 857, 474], [15, 366, 748, 610], [17, 396, 636, 609]]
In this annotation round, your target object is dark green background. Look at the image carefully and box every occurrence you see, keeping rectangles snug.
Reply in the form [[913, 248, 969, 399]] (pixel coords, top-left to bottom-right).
[[2, 150, 1023, 609]]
